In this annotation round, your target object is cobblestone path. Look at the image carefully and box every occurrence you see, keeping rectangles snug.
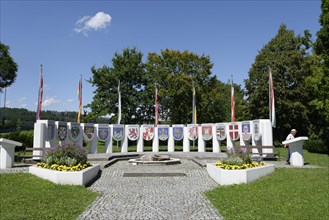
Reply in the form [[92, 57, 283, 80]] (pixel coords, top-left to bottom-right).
[[78, 160, 222, 220]]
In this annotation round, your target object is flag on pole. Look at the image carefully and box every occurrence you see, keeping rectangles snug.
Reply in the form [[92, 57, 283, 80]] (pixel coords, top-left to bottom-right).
[[155, 84, 159, 126], [77, 75, 82, 123], [192, 81, 197, 124], [36, 64, 43, 121], [269, 67, 276, 128], [118, 80, 121, 124], [231, 75, 235, 122]]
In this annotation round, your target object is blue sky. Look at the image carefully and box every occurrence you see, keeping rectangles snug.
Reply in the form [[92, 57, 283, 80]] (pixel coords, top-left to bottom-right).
[[0, 0, 321, 114]]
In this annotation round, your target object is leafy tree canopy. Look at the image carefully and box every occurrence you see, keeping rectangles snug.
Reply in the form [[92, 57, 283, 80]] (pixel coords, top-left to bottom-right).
[[0, 42, 18, 91], [245, 24, 313, 141], [305, 0, 329, 144], [86, 47, 145, 124], [86, 48, 246, 125]]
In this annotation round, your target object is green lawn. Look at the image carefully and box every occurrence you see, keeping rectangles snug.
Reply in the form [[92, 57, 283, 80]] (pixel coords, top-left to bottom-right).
[[206, 150, 329, 220], [0, 173, 98, 220], [6, 145, 328, 219]]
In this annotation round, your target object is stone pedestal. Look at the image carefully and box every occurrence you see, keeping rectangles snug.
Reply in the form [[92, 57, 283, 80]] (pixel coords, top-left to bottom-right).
[[282, 137, 308, 167], [212, 125, 220, 153], [0, 138, 22, 169]]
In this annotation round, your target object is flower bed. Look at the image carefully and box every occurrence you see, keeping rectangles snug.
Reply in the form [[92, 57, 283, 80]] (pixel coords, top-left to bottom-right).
[[36, 162, 92, 171], [29, 143, 100, 186], [207, 163, 275, 186], [214, 161, 266, 170], [29, 164, 100, 186]]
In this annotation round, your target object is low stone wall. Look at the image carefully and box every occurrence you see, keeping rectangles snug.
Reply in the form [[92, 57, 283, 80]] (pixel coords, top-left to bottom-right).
[[29, 164, 100, 186], [206, 163, 275, 185]]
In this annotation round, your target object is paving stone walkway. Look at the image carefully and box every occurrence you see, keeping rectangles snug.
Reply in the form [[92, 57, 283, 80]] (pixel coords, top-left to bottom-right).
[[78, 159, 223, 220]]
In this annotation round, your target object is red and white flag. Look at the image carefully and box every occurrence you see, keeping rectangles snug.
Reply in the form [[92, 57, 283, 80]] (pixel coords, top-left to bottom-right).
[[36, 64, 43, 121], [155, 85, 159, 126], [118, 80, 121, 124], [269, 68, 276, 128], [231, 75, 235, 122], [77, 75, 82, 123]]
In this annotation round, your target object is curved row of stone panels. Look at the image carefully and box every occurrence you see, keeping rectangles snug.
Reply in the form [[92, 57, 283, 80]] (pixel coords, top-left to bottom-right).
[[33, 119, 273, 154]]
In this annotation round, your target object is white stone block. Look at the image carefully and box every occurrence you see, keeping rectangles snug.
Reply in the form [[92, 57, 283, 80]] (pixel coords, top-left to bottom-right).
[[207, 163, 275, 185]]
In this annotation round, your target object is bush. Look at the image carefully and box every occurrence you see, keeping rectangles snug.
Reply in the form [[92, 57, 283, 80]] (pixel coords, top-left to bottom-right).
[[304, 139, 328, 154], [44, 143, 87, 166], [0, 131, 33, 151], [225, 146, 252, 164]]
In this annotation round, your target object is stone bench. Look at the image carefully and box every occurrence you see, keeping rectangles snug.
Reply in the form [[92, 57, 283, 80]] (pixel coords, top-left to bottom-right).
[[240, 146, 278, 160], [0, 138, 22, 169]]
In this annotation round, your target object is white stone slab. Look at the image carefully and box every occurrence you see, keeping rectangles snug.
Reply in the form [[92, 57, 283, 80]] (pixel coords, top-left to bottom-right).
[[0, 138, 22, 169], [282, 136, 308, 167]]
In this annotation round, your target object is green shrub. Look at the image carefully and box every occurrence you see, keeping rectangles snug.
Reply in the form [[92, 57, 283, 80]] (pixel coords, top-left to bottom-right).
[[304, 139, 328, 154], [45, 143, 87, 166], [0, 130, 33, 151], [224, 146, 252, 165], [222, 156, 244, 166]]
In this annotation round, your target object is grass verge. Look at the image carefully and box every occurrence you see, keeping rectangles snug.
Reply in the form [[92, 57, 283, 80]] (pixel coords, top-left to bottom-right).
[[0, 173, 98, 220], [206, 150, 329, 220]]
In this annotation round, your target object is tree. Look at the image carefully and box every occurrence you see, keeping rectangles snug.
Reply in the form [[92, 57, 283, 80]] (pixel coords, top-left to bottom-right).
[[86, 48, 246, 125], [245, 24, 313, 141], [0, 42, 18, 91], [145, 49, 218, 124], [306, 0, 329, 144], [86, 47, 146, 124]]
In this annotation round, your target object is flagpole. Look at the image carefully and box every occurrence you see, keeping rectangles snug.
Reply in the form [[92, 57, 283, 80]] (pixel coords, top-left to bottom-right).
[[118, 80, 121, 125], [269, 67, 276, 128], [155, 82, 159, 126], [77, 75, 82, 123], [192, 80, 195, 149], [36, 64, 43, 121], [117, 80, 121, 149], [231, 74, 233, 122]]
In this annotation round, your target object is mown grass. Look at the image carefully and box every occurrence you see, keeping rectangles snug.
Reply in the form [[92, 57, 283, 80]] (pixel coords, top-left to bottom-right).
[[0, 173, 98, 220], [206, 150, 329, 220], [275, 147, 329, 167]]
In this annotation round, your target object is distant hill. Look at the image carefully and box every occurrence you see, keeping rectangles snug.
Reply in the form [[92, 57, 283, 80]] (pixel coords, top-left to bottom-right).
[[0, 108, 81, 133]]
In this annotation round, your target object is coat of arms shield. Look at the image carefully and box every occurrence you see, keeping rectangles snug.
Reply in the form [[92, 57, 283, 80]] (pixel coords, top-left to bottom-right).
[[172, 125, 184, 141], [97, 125, 110, 142], [127, 125, 139, 141], [201, 124, 213, 141], [253, 120, 261, 141], [215, 123, 226, 141], [158, 125, 169, 141], [69, 123, 81, 142], [57, 123, 67, 141], [113, 125, 124, 142], [83, 124, 95, 142], [229, 123, 239, 141], [187, 124, 198, 141], [47, 122, 55, 141], [241, 121, 252, 141], [142, 125, 154, 141]]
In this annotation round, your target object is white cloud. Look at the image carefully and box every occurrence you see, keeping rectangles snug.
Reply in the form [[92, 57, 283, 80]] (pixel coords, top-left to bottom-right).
[[18, 97, 26, 102], [43, 97, 60, 107], [5, 100, 12, 108], [74, 12, 112, 36], [65, 99, 74, 103]]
